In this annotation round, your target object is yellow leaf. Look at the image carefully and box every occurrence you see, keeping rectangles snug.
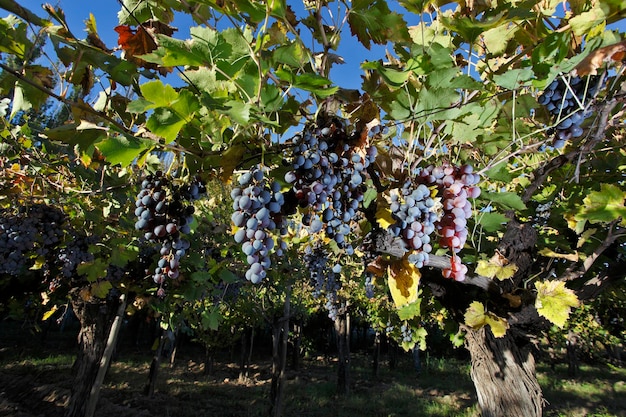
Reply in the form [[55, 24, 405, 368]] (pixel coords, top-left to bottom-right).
[[475, 260, 499, 278], [29, 256, 46, 270], [387, 258, 420, 308], [484, 314, 509, 337], [538, 247, 579, 262], [475, 258, 518, 280], [535, 280, 579, 328], [464, 301, 487, 328], [376, 206, 396, 230], [464, 301, 509, 337], [42, 305, 58, 321]]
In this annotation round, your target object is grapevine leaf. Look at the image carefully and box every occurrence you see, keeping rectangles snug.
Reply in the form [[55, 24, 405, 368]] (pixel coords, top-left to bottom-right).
[[397, 295, 421, 321], [477, 212, 509, 232], [482, 23, 518, 55], [29, 256, 46, 271], [482, 191, 526, 210], [363, 187, 377, 209], [484, 314, 509, 338], [535, 280, 579, 328], [201, 308, 221, 331], [464, 301, 487, 328], [575, 40, 626, 76], [376, 206, 396, 229], [493, 68, 534, 90], [475, 259, 518, 280], [218, 144, 247, 182], [387, 258, 420, 308], [77, 259, 108, 282], [485, 162, 514, 182], [574, 184, 626, 226], [95, 135, 152, 167], [464, 301, 508, 337], [569, 3, 609, 37], [90, 280, 113, 299], [537, 247, 579, 262], [42, 305, 58, 321], [347, 0, 410, 50]]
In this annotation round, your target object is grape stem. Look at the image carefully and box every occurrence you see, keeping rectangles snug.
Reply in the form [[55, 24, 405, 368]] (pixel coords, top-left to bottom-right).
[[427, 254, 492, 290]]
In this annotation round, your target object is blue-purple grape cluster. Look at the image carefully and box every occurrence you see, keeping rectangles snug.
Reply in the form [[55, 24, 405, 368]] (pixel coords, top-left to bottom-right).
[[539, 75, 601, 148], [284, 125, 377, 252], [388, 181, 437, 268], [231, 166, 285, 284], [57, 233, 98, 278], [134, 171, 205, 295], [303, 246, 341, 320], [0, 204, 65, 276]]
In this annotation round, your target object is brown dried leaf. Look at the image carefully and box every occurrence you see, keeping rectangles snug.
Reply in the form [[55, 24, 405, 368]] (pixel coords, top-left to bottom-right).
[[574, 40, 626, 76]]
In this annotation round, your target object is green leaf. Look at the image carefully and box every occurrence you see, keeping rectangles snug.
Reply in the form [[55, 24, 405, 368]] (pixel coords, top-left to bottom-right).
[[201, 307, 222, 331], [440, 12, 506, 43], [90, 280, 113, 299], [482, 191, 526, 210], [348, 0, 410, 49], [477, 212, 509, 232], [485, 162, 515, 182], [482, 23, 519, 55], [96, 135, 152, 167], [569, 3, 610, 37], [493, 68, 535, 90], [535, 280, 579, 328], [77, 259, 109, 282], [575, 184, 626, 226], [397, 299, 421, 321]]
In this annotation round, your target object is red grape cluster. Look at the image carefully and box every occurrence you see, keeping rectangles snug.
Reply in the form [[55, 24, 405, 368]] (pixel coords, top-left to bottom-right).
[[416, 164, 480, 281], [134, 171, 205, 296]]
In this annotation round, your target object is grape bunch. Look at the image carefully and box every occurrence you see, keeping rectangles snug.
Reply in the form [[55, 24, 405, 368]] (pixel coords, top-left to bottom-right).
[[416, 164, 480, 281], [284, 124, 377, 252], [134, 171, 205, 295], [231, 166, 285, 284], [0, 204, 65, 276], [303, 246, 342, 320], [388, 181, 438, 268], [539, 75, 601, 148], [57, 233, 98, 278]]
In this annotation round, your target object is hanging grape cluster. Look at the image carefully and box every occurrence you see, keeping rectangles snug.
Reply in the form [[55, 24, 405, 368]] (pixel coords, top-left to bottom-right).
[[134, 171, 206, 296], [417, 164, 480, 281], [386, 164, 480, 281], [0, 204, 65, 276], [284, 124, 377, 254], [303, 246, 342, 320], [231, 166, 285, 284], [539, 75, 601, 148]]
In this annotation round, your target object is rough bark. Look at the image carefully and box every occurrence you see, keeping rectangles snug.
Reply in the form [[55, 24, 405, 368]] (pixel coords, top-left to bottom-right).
[[65, 290, 120, 417], [372, 330, 381, 378], [144, 327, 165, 397], [239, 327, 254, 382], [465, 327, 544, 417], [334, 309, 350, 396], [269, 285, 290, 417], [85, 293, 127, 417]]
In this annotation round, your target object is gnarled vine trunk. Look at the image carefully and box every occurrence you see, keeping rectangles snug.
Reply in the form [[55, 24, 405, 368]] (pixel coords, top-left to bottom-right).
[[65, 290, 120, 417], [269, 285, 290, 417], [334, 308, 350, 396], [465, 327, 543, 417]]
